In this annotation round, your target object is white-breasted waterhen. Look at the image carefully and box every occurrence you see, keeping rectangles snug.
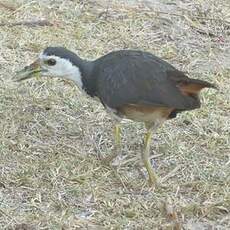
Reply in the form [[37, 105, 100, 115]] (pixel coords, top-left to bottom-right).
[[15, 47, 216, 186]]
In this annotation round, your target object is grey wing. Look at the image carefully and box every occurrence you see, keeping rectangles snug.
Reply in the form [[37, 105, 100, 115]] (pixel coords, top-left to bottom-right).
[[96, 54, 199, 110]]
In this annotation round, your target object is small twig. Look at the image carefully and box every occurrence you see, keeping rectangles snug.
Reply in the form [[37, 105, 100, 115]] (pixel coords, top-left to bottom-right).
[[0, 209, 18, 223], [163, 197, 182, 230], [0, 1, 16, 11], [160, 165, 181, 183], [0, 19, 54, 27], [143, 4, 219, 37], [143, 2, 230, 25], [183, 15, 218, 37]]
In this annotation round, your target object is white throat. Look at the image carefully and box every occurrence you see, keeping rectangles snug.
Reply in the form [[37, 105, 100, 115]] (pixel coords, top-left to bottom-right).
[[40, 53, 83, 89], [65, 64, 83, 89]]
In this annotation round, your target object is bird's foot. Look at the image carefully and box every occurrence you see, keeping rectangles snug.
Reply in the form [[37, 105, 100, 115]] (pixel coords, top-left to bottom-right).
[[99, 151, 120, 166]]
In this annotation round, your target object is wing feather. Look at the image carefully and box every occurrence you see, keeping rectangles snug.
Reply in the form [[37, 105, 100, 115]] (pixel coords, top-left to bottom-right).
[[93, 51, 200, 110]]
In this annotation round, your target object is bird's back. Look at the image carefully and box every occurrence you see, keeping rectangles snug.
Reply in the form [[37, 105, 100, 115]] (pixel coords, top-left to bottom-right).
[[92, 50, 214, 115]]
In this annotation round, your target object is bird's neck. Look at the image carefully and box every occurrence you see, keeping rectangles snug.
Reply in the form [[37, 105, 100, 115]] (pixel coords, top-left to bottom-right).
[[66, 65, 84, 89], [67, 60, 96, 97]]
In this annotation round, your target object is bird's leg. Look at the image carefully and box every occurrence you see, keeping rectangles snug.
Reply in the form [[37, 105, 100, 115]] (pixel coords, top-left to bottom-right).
[[142, 123, 158, 186], [102, 123, 121, 164], [114, 123, 121, 152]]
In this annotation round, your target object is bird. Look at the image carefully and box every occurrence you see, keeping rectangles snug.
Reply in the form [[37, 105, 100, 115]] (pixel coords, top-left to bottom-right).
[[15, 47, 216, 186]]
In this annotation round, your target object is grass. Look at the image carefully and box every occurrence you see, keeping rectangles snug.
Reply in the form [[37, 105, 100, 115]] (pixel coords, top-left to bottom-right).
[[0, 0, 229, 229]]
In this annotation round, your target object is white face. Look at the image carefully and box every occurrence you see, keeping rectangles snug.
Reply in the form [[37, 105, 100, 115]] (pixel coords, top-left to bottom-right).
[[38, 53, 83, 88]]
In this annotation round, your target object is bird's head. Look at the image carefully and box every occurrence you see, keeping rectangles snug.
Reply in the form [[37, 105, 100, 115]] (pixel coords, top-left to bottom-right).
[[15, 47, 84, 87]]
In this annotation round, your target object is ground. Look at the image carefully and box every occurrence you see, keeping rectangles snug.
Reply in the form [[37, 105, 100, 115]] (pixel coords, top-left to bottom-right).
[[0, 0, 229, 229]]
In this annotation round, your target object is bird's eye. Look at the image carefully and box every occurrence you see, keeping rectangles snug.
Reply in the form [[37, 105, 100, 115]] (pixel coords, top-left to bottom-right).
[[46, 59, 56, 66]]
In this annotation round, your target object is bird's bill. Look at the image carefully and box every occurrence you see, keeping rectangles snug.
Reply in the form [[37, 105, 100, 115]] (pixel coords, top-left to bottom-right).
[[14, 59, 45, 81]]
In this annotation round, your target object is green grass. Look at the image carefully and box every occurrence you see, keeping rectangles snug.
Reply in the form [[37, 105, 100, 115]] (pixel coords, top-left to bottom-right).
[[0, 0, 229, 229]]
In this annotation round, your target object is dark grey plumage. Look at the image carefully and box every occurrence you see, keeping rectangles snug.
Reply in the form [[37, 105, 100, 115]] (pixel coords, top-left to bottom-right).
[[43, 47, 215, 119], [93, 51, 199, 109]]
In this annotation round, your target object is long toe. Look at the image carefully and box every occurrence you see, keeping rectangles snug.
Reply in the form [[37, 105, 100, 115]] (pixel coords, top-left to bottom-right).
[[100, 150, 121, 166]]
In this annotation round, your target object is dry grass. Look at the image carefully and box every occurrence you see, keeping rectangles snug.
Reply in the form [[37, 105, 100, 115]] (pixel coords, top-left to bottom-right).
[[0, 0, 229, 229]]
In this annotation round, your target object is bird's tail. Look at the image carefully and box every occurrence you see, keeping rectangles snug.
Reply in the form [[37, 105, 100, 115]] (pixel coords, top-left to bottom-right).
[[168, 70, 217, 95], [178, 78, 217, 95]]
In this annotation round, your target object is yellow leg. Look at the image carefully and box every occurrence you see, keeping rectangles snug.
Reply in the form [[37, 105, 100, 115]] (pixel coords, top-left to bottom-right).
[[142, 130, 158, 186], [102, 124, 121, 164], [114, 124, 121, 150]]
